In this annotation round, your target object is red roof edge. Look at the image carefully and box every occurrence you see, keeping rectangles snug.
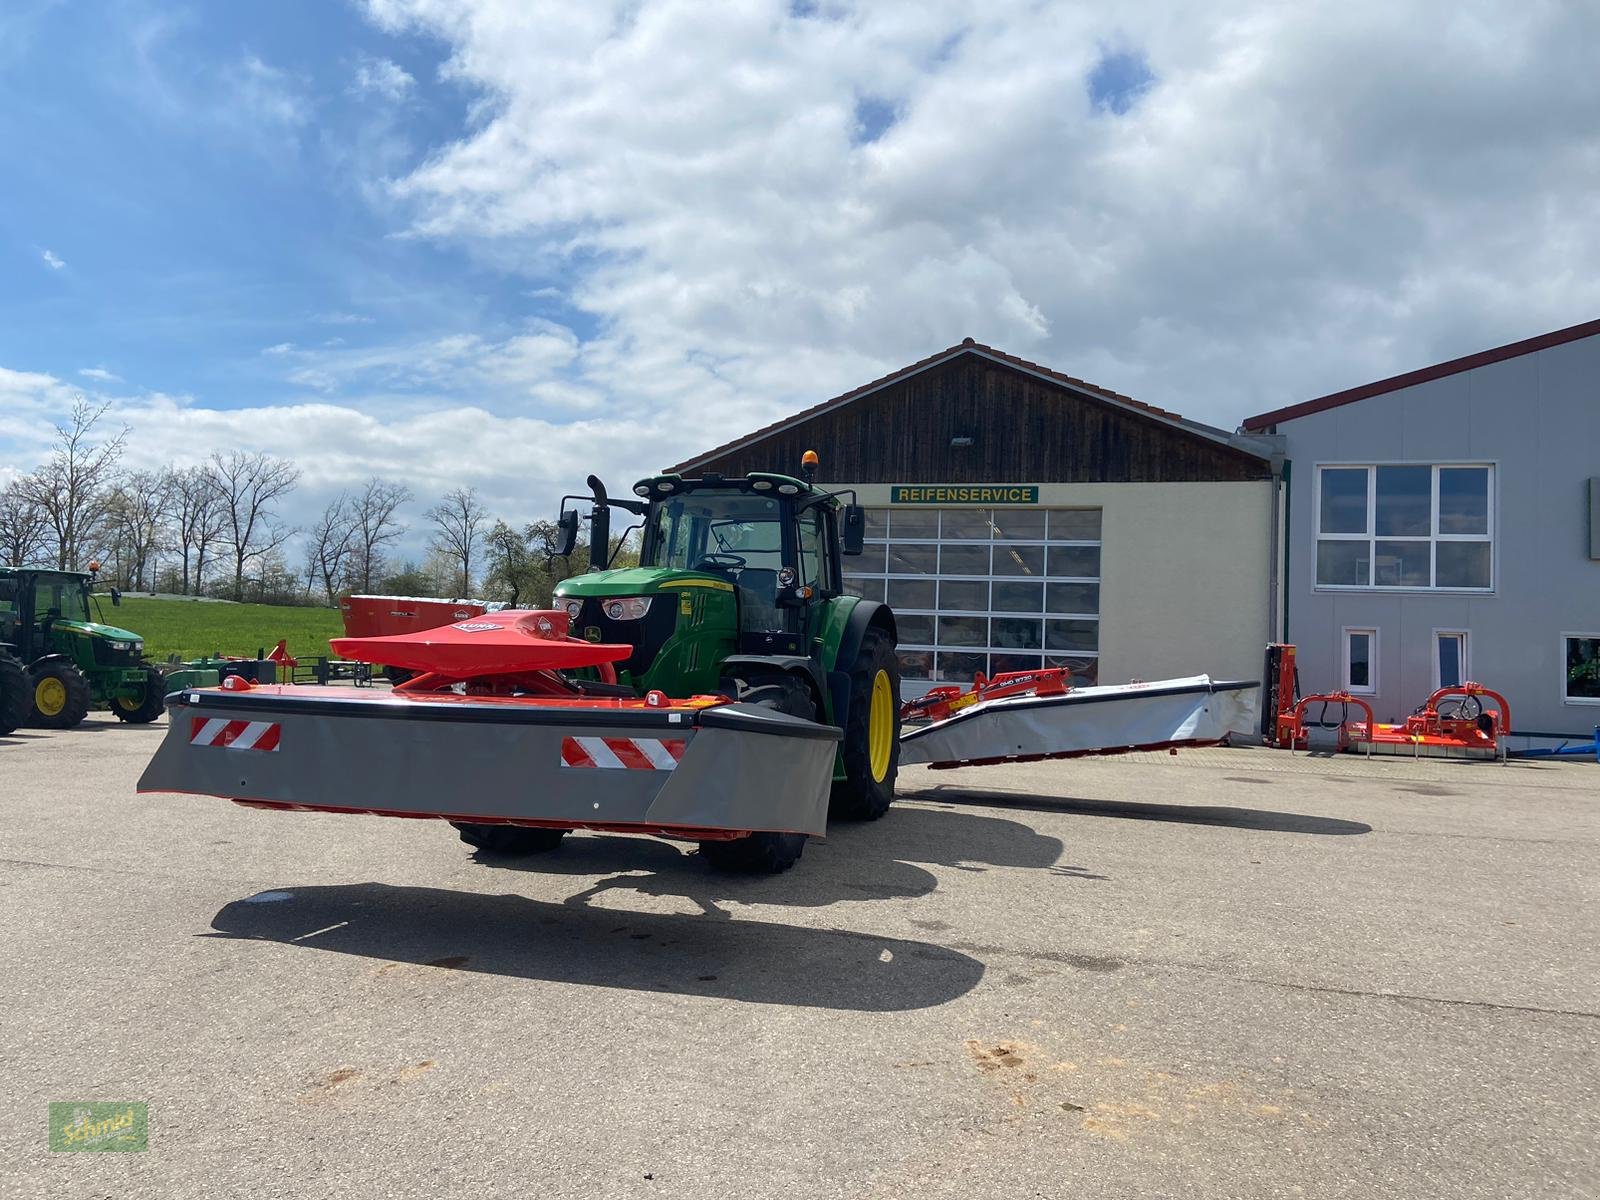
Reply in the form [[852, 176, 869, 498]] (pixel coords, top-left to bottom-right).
[[1242, 316, 1600, 430]]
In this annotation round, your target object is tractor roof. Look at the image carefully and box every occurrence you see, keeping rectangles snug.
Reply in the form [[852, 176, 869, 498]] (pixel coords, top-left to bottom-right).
[[630, 471, 835, 504], [0, 566, 91, 581]]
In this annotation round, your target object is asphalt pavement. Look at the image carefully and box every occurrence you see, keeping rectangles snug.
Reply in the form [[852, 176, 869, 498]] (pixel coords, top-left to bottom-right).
[[3, 716, 1597, 1198]]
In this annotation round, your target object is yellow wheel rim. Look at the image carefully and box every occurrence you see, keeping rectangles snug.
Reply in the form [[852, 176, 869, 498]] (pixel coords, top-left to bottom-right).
[[35, 677, 66, 717], [116, 691, 142, 712], [868, 669, 894, 784]]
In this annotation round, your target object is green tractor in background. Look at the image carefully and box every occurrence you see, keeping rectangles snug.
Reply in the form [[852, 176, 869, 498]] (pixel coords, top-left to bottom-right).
[[539, 455, 900, 872], [0, 566, 166, 729]]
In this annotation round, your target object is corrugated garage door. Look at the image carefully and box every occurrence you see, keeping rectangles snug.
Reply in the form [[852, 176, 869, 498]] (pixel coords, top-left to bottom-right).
[[842, 507, 1101, 693]]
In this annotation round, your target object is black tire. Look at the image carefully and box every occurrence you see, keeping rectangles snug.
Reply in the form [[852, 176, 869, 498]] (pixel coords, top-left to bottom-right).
[[697, 673, 816, 874], [0, 651, 29, 735], [699, 831, 807, 874], [830, 627, 899, 821], [27, 659, 91, 729], [451, 822, 566, 856], [111, 666, 168, 724]]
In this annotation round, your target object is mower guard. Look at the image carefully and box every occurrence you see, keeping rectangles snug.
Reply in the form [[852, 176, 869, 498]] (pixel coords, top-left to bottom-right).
[[137, 686, 841, 838]]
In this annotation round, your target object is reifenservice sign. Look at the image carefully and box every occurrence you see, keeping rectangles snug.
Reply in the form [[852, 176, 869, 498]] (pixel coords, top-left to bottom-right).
[[889, 485, 1038, 505]]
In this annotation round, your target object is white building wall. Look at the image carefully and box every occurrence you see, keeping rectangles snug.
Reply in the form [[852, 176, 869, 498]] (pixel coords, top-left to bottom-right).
[[844, 480, 1274, 689], [1278, 332, 1600, 735]]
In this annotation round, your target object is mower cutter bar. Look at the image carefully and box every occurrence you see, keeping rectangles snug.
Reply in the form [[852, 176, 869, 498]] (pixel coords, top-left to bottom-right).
[[138, 686, 840, 838]]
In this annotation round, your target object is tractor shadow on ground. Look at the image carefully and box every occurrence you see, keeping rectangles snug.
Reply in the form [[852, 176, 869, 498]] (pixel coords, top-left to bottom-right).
[[205, 881, 985, 1012], [910, 787, 1372, 836], [469, 802, 1069, 915]]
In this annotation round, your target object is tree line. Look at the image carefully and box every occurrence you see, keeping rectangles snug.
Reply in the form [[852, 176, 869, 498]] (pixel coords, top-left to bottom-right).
[[0, 400, 626, 608]]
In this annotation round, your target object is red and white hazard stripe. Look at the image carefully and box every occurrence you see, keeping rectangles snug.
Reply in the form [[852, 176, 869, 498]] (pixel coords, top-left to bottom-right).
[[560, 736, 685, 770], [190, 717, 282, 753]]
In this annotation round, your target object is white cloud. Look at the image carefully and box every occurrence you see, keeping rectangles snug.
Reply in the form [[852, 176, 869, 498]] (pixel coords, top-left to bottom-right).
[[41, 248, 65, 270], [357, 0, 1600, 425], [78, 367, 122, 382], [351, 55, 415, 102]]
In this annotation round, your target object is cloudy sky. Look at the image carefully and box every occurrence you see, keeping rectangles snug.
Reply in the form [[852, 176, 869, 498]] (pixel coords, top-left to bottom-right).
[[3, 0, 1597, 545]]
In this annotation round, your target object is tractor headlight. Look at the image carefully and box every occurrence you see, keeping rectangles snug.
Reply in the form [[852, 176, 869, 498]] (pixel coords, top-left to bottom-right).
[[603, 597, 652, 621], [560, 598, 583, 621], [109, 641, 131, 651]]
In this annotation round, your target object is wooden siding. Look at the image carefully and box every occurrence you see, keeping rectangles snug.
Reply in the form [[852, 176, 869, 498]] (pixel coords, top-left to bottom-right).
[[685, 355, 1270, 483]]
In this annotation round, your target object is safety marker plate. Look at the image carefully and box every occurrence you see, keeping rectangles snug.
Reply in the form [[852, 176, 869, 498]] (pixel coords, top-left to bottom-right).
[[560, 736, 685, 770], [190, 717, 282, 752]]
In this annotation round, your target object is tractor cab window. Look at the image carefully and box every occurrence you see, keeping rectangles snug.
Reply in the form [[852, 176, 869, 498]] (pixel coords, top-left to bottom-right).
[[646, 493, 788, 631], [41, 580, 90, 623], [797, 507, 828, 592]]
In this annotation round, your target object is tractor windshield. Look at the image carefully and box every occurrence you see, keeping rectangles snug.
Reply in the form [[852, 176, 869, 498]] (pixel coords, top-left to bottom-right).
[[37, 577, 91, 623], [646, 493, 785, 573]]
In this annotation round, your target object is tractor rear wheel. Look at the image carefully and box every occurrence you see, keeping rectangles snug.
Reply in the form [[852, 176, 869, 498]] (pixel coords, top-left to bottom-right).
[[28, 659, 91, 729], [0, 651, 29, 735], [451, 822, 566, 856], [111, 667, 168, 724], [830, 628, 899, 821]]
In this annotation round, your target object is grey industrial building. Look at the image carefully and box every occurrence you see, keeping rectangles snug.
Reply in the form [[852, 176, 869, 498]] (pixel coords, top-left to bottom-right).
[[1243, 317, 1600, 741]]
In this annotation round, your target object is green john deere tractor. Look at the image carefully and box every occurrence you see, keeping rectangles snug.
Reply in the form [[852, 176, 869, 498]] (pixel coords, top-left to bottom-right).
[[534, 457, 899, 871], [0, 566, 166, 729]]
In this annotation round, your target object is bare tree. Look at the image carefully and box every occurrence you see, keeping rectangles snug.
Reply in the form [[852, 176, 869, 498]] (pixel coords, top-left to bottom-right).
[[426, 487, 486, 597], [211, 451, 300, 601], [106, 469, 175, 591], [170, 465, 225, 596], [482, 520, 530, 606], [350, 478, 412, 593], [15, 398, 127, 570], [0, 482, 51, 567], [304, 494, 357, 606]]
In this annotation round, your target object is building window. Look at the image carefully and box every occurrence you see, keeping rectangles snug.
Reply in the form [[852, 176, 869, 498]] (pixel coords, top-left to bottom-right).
[[1434, 631, 1468, 690], [1315, 465, 1493, 590], [1343, 627, 1377, 694], [843, 507, 1101, 689], [1564, 635, 1600, 704]]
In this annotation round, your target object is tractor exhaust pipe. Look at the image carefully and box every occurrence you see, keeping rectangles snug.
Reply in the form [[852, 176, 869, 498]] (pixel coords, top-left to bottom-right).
[[586, 475, 611, 572]]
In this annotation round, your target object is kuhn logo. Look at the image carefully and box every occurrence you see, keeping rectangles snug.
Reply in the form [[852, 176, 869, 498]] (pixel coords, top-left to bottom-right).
[[453, 621, 502, 632]]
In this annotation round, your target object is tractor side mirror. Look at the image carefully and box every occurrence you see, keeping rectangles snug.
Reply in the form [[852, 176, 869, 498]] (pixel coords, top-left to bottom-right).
[[841, 505, 866, 555], [556, 509, 580, 558]]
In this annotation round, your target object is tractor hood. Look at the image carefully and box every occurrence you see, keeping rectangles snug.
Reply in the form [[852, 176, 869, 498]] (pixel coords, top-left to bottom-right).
[[554, 567, 733, 599], [51, 618, 143, 644]]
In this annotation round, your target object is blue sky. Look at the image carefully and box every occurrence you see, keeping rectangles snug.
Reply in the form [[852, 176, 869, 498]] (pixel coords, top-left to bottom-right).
[[2, 0, 1597, 552], [1, 0, 588, 410]]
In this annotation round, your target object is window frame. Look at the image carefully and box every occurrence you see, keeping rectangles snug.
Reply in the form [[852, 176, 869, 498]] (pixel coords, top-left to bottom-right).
[[1432, 629, 1469, 692], [844, 506, 1102, 686], [1561, 632, 1600, 706], [1341, 626, 1378, 695], [1313, 462, 1495, 593]]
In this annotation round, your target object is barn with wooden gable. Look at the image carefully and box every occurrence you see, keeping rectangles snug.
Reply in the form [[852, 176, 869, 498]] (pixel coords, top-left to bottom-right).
[[671, 339, 1280, 697]]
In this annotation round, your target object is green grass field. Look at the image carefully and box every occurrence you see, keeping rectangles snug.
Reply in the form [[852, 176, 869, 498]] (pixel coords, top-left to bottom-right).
[[106, 596, 346, 663]]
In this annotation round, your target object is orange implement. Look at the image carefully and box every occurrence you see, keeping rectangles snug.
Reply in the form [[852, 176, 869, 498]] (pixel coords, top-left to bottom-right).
[[330, 609, 630, 678]]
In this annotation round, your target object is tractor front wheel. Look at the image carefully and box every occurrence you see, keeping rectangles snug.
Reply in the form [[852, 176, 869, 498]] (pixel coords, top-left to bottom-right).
[[830, 628, 899, 821], [451, 822, 566, 856], [0, 651, 29, 735], [697, 675, 815, 874], [111, 667, 168, 724], [698, 831, 807, 874], [28, 660, 91, 729]]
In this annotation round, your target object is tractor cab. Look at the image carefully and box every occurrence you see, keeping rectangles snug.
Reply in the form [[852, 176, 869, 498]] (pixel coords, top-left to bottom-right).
[[553, 461, 876, 703]]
